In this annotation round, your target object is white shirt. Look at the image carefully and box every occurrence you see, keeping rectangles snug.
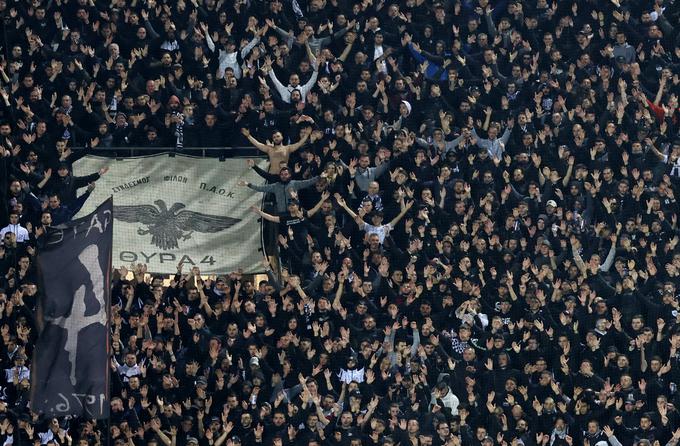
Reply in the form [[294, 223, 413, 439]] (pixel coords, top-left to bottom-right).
[[338, 367, 365, 384], [373, 45, 388, 74], [666, 155, 680, 177], [5, 365, 30, 382], [373, 45, 384, 61], [114, 361, 141, 382], [361, 222, 393, 244], [38, 429, 64, 445], [0, 224, 29, 243]]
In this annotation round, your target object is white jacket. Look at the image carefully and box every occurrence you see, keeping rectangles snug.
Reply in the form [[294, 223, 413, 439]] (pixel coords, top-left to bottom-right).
[[0, 224, 29, 243], [431, 389, 460, 415], [215, 37, 261, 79], [268, 68, 319, 103]]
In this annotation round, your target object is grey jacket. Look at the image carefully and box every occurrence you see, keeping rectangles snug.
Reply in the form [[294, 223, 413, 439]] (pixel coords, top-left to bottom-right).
[[471, 128, 511, 159], [248, 177, 319, 213], [341, 160, 390, 192], [273, 26, 350, 54], [613, 43, 636, 64]]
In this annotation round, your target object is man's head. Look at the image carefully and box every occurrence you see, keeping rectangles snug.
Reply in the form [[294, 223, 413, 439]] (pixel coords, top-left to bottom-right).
[[57, 163, 70, 177], [8, 212, 19, 225], [48, 194, 61, 209], [41, 211, 53, 226], [279, 167, 291, 182]]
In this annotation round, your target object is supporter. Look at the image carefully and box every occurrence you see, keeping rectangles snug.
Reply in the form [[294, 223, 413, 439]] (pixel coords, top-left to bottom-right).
[[44, 186, 95, 225], [0, 211, 30, 244], [239, 165, 325, 212], [241, 127, 312, 173]]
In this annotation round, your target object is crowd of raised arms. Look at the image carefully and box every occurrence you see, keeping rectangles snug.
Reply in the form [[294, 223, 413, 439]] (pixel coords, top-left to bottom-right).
[[1, 0, 680, 445]]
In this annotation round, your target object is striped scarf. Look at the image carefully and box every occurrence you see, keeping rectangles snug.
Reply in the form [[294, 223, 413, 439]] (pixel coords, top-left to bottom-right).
[[174, 114, 184, 150]]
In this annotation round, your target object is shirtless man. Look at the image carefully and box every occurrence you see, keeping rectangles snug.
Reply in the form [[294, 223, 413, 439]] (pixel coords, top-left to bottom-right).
[[241, 127, 311, 173]]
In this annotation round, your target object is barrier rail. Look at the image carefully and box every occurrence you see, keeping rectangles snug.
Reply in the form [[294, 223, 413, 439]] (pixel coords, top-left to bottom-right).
[[72, 146, 263, 158]]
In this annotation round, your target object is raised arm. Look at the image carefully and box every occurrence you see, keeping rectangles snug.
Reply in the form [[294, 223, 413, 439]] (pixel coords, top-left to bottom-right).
[[291, 175, 321, 192], [213, 427, 231, 446], [654, 76, 667, 106], [239, 179, 276, 193], [69, 188, 93, 217], [406, 42, 427, 64], [305, 42, 317, 66], [334, 193, 365, 226], [307, 191, 330, 217], [332, 272, 345, 310], [373, 160, 391, 179], [409, 324, 421, 358], [247, 160, 279, 182], [285, 127, 311, 154], [266, 67, 290, 101], [241, 128, 271, 153], [249, 205, 281, 223], [338, 40, 354, 62], [562, 157, 575, 187], [300, 63, 320, 93], [600, 234, 618, 272], [151, 421, 172, 446], [470, 127, 490, 146], [482, 108, 492, 131], [484, 9, 497, 40], [37, 168, 52, 190], [388, 200, 414, 227], [240, 36, 261, 59], [570, 237, 588, 276], [143, 13, 161, 40], [266, 19, 295, 49], [445, 134, 465, 154], [499, 127, 512, 145]]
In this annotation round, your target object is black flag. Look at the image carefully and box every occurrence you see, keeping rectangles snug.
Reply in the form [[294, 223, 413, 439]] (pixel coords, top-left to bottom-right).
[[31, 198, 112, 419]]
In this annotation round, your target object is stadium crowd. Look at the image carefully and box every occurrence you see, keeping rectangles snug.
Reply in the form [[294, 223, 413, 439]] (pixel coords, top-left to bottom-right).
[[1, 0, 680, 445]]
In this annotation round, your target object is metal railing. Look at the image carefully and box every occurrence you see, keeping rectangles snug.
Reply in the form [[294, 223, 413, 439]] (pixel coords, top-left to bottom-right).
[[72, 146, 263, 158]]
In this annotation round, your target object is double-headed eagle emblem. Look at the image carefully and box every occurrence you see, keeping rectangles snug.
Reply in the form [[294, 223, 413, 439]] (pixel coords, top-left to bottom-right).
[[113, 200, 240, 249]]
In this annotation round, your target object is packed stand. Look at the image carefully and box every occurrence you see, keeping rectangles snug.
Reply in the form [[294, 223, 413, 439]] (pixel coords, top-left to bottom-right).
[[2, 0, 680, 445]]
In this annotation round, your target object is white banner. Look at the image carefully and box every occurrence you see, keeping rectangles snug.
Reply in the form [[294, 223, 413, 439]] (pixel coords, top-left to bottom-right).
[[74, 154, 266, 274]]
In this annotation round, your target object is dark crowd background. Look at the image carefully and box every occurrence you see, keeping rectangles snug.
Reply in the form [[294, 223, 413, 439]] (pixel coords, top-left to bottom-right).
[[1, 0, 680, 445]]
